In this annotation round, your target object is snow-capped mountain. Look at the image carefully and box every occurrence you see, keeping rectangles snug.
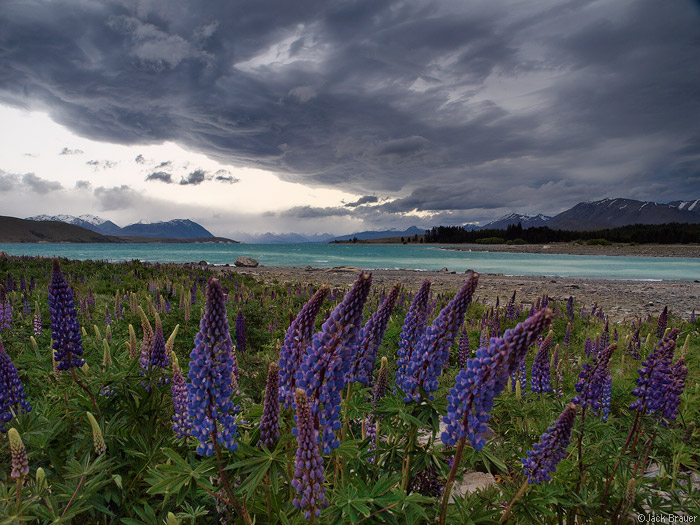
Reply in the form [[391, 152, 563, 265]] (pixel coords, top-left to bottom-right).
[[668, 199, 700, 215], [480, 213, 551, 230], [26, 214, 122, 235], [25, 215, 214, 238], [119, 219, 213, 239], [547, 198, 700, 230]]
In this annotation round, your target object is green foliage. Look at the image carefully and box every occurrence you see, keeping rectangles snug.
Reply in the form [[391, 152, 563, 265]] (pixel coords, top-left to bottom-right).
[[0, 255, 697, 523]]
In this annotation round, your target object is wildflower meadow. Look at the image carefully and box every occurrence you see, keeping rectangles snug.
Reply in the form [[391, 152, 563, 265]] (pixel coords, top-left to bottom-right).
[[0, 255, 698, 523]]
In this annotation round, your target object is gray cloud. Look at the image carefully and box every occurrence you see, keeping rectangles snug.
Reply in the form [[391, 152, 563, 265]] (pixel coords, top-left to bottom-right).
[[179, 169, 207, 185], [215, 175, 239, 184], [1, 0, 699, 222], [145, 171, 173, 183], [94, 185, 139, 210], [0, 170, 19, 191], [134, 154, 145, 164], [75, 180, 91, 189], [22, 173, 63, 194], [59, 147, 83, 155], [86, 159, 118, 170], [345, 195, 379, 207], [155, 160, 172, 169]]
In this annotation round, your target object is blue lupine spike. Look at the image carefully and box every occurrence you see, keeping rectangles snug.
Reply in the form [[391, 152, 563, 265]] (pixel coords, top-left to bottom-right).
[[531, 331, 553, 393], [186, 278, 239, 456], [573, 343, 616, 410], [278, 285, 330, 408], [395, 280, 431, 396], [297, 272, 372, 454], [630, 328, 679, 415], [403, 273, 479, 402], [351, 282, 401, 386], [442, 308, 552, 450], [48, 259, 85, 370], [0, 339, 32, 433], [259, 362, 280, 449], [522, 403, 577, 484]]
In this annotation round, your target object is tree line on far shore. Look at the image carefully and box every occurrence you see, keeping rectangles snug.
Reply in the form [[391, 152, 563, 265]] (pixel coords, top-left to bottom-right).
[[422, 222, 700, 245]]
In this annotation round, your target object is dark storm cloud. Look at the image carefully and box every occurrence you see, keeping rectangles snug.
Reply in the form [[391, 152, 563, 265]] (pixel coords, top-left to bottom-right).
[[179, 169, 207, 185], [2, 0, 699, 220], [345, 195, 379, 207], [145, 171, 173, 183]]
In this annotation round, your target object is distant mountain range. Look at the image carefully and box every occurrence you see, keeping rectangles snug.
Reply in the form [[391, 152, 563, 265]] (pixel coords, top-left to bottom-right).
[[477, 198, 700, 232], [26, 215, 215, 239]]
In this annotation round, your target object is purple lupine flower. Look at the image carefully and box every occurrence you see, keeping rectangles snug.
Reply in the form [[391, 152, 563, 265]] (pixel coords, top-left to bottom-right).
[[186, 278, 239, 456], [350, 282, 401, 386], [171, 358, 191, 438], [278, 286, 330, 408], [522, 403, 577, 484], [518, 359, 528, 396], [33, 301, 42, 337], [149, 314, 169, 371], [458, 330, 470, 369], [691, 309, 696, 324], [506, 291, 517, 319], [8, 428, 29, 480], [403, 273, 479, 402], [573, 343, 615, 410], [395, 280, 431, 396], [0, 340, 32, 433], [531, 330, 553, 394], [48, 259, 85, 370], [104, 305, 112, 326], [442, 308, 552, 450], [259, 362, 280, 449], [552, 344, 563, 398], [235, 310, 246, 354], [657, 357, 687, 424], [0, 286, 12, 330], [566, 296, 575, 322], [292, 388, 327, 519], [564, 322, 571, 352], [630, 329, 679, 415], [584, 337, 593, 357], [657, 306, 668, 339], [297, 272, 372, 454], [480, 327, 489, 348], [600, 371, 612, 422]]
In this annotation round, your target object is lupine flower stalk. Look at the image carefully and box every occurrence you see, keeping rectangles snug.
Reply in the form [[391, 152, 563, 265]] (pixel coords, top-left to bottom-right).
[[573, 343, 616, 410], [0, 286, 11, 330], [522, 403, 577, 483], [127, 324, 138, 359], [441, 309, 553, 525], [656, 306, 668, 339], [531, 330, 553, 393], [259, 362, 280, 449], [297, 272, 372, 454], [657, 357, 687, 424], [441, 308, 552, 449], [138, 306, 154, 368], [165, 324, 179, 360], [366, 357, 389, 462], [630, 328, 679, 415], [395, 280, 431, 395], [48, 259, 85, 370], [278, 285, 329, 408], [8, 427, 29, 480], [0, 340, 32, 433], [292, 388, 327, 520], [235, 310, 246, 353], [171, 356, 191, 438], [403, 273, 479, 402], [187, 278, 240, 456], [86, 411, 106, 455], [33, 301, 41, 336], [458, 330, 469, 369], [350, 282, 400, 386]]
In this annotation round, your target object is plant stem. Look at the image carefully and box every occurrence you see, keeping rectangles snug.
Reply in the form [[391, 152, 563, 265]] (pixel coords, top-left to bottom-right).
[[575, 405, 588, 491], [401, 423, 417, 492], [439, 436, 465, 525], [602, 409, 640, 503], [499, 481, 530, 524], [213, 440, 252, 525], [16, 478, 22, 514], [61, 474, 85, 518], [70, 368, 100, 417]]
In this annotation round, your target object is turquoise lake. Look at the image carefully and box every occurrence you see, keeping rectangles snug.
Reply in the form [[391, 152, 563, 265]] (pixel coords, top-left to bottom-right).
[[0, 243, 698, 281]]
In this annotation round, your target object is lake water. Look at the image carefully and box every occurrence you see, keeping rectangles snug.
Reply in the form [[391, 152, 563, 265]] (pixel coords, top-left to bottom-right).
[[0, 243, 698, 281]]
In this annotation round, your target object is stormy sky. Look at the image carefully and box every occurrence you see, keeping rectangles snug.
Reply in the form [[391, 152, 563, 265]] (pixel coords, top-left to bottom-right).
[[1, 0, 699, 238]]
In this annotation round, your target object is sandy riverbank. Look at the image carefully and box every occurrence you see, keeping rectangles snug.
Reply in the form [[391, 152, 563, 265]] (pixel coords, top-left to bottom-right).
[[439, 242, 700, 258], [218, 265, 700, 323]]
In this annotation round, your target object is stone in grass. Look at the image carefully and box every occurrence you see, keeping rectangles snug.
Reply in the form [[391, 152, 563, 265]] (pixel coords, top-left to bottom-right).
[[235, 256, 259, 268], [450, 471, 497, 502]]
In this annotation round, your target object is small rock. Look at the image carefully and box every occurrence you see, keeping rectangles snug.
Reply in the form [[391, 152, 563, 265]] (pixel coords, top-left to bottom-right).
[[198, 260, 208, 266], [646, 301, 654, 306], [234, 256, 259, 268], [441, 267, 449, 272], [451, 471, 496, 501], [305, 265, 313, 271]]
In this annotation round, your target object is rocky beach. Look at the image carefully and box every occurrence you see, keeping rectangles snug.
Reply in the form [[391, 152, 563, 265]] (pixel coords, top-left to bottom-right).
[[221, 264, 700, 323]]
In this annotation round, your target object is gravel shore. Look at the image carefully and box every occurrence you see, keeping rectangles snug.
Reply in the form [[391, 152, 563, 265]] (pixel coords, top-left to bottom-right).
[[440, 242, 700, 258], [219, 265, 700, 323]]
